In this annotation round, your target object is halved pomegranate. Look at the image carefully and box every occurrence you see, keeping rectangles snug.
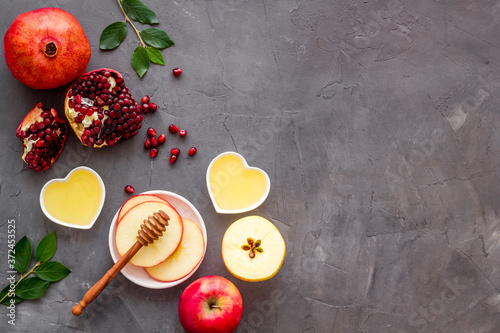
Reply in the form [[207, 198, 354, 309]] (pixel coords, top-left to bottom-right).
[[64, 69, 143, 147], [16, 103, 67, 172]]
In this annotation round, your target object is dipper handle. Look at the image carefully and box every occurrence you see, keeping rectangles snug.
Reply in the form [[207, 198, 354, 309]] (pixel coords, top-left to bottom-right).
[[72, 210, 170, 316], [72, 241, 142, 316]]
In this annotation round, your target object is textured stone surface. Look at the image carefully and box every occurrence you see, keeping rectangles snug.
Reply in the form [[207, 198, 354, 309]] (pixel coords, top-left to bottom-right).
[[2, 0, 500, 332]]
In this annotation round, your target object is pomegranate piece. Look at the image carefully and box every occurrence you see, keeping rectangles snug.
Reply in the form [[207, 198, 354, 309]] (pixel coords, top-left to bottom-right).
[[151, 137, 159, 147], [141, 104, 150, 113], [178, 129, 187, 137], [64, 69, 142, 148], [141, 96, 150, 104], [158, 134, 166, 144], [147, 127, 157, 137], [170, 148, 180, 156], [150, 148, 158, 158], [149, 103, 157, 113], [16, 103, 67, 172], [4, 8, 91, 90], [124, 185, 135, 194], [168, 124, 179, 133], [172, 68, 182, 77], [169, 154, 178, 164], [188, 147, 197, 156], [144, 138, 152, 149]]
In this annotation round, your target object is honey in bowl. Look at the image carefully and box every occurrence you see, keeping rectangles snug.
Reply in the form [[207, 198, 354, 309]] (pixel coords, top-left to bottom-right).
[[41, 167, 105, 228], [207, 152, 270, 213]]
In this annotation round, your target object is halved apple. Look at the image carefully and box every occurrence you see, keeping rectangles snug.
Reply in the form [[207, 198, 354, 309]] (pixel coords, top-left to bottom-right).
[[117, 194, 172, 223], [115, 201, 183, 267], [145, 218, 205, 282], [222, 216, 286, 282]]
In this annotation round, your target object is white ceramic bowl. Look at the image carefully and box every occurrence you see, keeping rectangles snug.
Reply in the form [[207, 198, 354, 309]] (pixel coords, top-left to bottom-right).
[[206, 151, 271, 214], [108, 190, 207, 289], [40, 166, 105, 230]]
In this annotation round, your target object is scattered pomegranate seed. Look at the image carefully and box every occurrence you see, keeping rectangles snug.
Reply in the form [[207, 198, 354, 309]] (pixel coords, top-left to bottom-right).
[[171, 148, 180, 156], [158, 134, 166, 144], [188, 147, 197, 156], [149, 103, 157, 113], [141, 95, 150, 104], [124, 185, 135, 194], [173, 68, 182, 77], [144, 138, 152, 149], [147, 127, 157, 137], [151, 137, 159, 147], [169, 154, 178, 164], [169, 124, 179, 133], [178, 129, 187, 137], [150, 148, 158, 158], [141, 104, 150, 113]]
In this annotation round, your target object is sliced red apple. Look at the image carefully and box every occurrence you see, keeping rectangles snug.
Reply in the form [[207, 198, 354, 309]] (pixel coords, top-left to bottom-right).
[[145, 218, 205, 282], [222, 216, 286, 282], [117, 194, 172, 223], [115, 201, 183, 267]]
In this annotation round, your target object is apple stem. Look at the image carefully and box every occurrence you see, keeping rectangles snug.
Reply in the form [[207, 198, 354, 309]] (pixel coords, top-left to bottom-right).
[[210, 305, 221, 310]]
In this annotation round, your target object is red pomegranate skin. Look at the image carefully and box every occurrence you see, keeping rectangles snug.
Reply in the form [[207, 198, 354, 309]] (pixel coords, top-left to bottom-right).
[[4, 8, 91, 90]]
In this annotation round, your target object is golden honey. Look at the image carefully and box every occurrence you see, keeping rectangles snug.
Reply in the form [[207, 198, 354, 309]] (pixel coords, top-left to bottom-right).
[[43, 169, 103, 226]]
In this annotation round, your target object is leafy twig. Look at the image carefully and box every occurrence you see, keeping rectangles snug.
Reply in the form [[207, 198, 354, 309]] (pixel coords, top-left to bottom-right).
[[0, 233, 71, 305], [100, 0, 175, 78]]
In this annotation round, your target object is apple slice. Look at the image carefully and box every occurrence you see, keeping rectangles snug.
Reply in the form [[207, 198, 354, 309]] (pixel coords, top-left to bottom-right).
[[222, 216, 286, 282], [117, 194, 172, 223], [115, 201, 183, 267], [146, 218, 205, 282]]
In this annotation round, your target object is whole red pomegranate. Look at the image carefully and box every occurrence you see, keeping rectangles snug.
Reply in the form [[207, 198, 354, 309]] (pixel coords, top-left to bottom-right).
[[64, 68, 143, 148], [4, 8, 91, 90], [16, 103, 67, 172]]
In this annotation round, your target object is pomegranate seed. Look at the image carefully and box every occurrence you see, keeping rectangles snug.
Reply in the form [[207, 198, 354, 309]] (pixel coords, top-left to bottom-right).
[[169, 124, 179, 133], [141, 95, 150, 104], [141, 104, 149, 113], [149, 103, 157, 113], [158, 134, 166, 144], [188, 147, 197, 156], [178, 129, 187, 137], [150, 148, 158, 158], [169, 154, 178, 164], [172, 68, 182, 77], [147, 127, 157, 137], [171, 148, 180, 156], [124, 185, 135, 194], [144, 138, 152, 149], [151, 137, 158, 147]]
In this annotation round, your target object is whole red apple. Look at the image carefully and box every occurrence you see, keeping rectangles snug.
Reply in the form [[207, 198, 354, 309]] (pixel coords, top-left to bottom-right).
[[178, 275, 243, 333]]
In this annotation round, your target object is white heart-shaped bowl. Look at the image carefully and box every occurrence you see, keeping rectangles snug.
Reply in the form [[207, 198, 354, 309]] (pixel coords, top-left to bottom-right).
[[40, 166, 105, 230], [108, 190, 207, 289], [206, 151, 271, 214]]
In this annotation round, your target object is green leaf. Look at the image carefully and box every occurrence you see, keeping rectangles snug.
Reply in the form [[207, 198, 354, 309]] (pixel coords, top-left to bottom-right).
[[100, 21, 128, 50], [122, 0, 159, 24], [14, 236, 31, 274], [35, 232, 56, 262], [16, 277, 49, 300], [35, 261, 71, 282], [146, 47, 165, 65], [0, 285, 23, 306], [141, 28, 175, 49], [132, 46, 150, 78]]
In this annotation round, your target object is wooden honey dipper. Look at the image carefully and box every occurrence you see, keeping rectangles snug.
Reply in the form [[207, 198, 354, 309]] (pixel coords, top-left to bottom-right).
[[72, 210, 170, 316]]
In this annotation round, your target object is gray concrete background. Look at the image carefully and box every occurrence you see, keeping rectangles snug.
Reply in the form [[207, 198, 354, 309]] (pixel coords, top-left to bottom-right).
[[2, 0, 500, 332]]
